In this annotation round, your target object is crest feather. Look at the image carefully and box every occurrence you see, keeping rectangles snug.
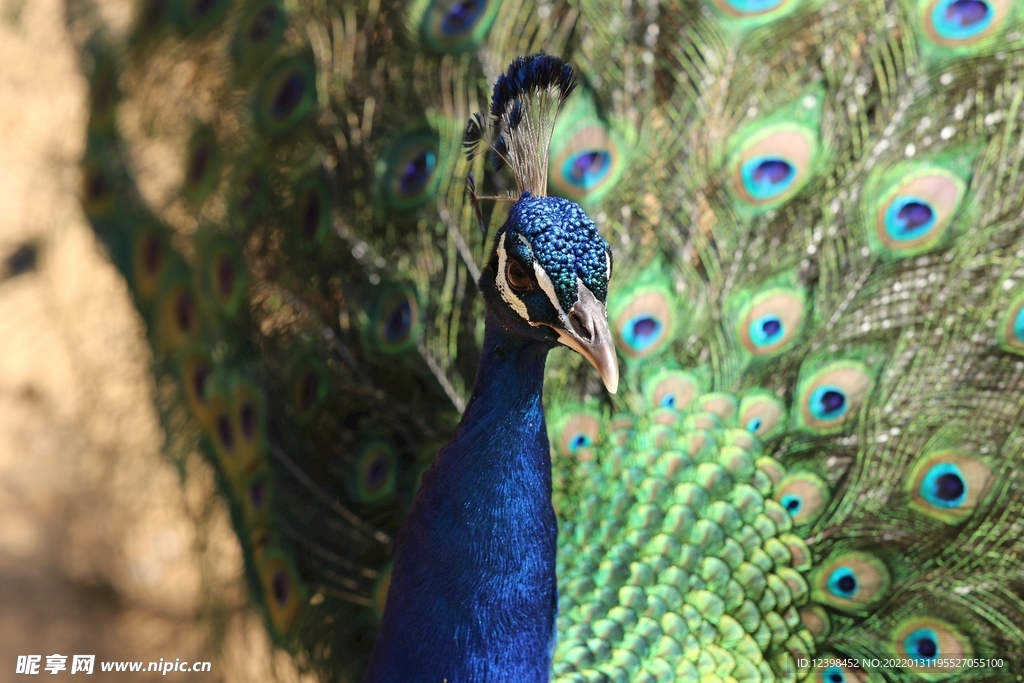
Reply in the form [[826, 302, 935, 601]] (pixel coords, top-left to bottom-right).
[[464, 54, 577, 197]]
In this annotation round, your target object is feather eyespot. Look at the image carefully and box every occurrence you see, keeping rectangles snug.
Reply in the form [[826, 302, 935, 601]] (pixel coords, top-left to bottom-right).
[[548, 90, 629, 203], [254, 58, 316, 134], [728, 123, 818, 208], [232, 2, 287, 69], [253, 539, 305, 634], [622, 315, 663, 352], [384, 301, 412, 342], [248, 476, 267, 512], [811, 551, 891, 613], [238, 401, 259, 442], [175, 291, 196, 332], [505, 259, 534, 292], [906, 628, 939, 663], [645, 370, 700, 412], [216, 412, 234, 452], [922, 463, 966, 506], [742, 157, 795, 198], [739, 390, 786, 438], [774, 472, 830, 526], [751, 314, 783, 344], [229, 383, 265, 474], [369, 287, 420, 354], [180, 352, 215, 428], [352, 443, 397, 503], [612, 291, 672, 358], [381, 298, 415, 346], [399, 150, 436, 195], [131, 229, 167, 303], [563, 150, 611, 190], [204, 245, 245, 314], [810, 386, 847, 419], [796, 361, 873, 433], [907, 451, 992, 523], [293, 363, 326, 423], [553, 412, 601, 459], [822, 668, 843, 683], [421, 0, 498, 52], [891, 618, 973, 674], [734, 287, 807, 356], [1014, 306, 1024, 344], [384, 135, 441, 210], [550, 141, 619, 202], [273, 78, 305, 118], [607, 260, 682, 362], [203, 387, 239, 475], [827, 567, 859, 598], [157, 284, 202, 352], [182, 129, 221, 203], [922, 0, 1009, 46], [242, 467, 272, 526], [569, 433, 591, 450], [294, 177, 330, 244], [867, 165, 968, 258], [440, 0, 484, 34], [272, 570, 290, 605]]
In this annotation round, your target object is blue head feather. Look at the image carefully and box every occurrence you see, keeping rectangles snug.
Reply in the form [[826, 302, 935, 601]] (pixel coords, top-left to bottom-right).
[[500, 193, 610, 311]]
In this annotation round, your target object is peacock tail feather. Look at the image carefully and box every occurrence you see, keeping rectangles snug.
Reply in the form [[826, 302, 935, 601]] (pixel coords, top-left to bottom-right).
[[67, 0, 1024, 679]]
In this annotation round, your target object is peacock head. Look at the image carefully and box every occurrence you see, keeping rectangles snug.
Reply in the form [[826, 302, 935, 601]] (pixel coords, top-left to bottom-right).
[[479, 192, 618, 394], [467, 54, 618, 393]]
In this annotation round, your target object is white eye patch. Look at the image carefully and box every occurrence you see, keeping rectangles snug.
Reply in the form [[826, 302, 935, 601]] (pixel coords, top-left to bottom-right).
[[496, 233, 531, 322], [495, 233, 571, 326]]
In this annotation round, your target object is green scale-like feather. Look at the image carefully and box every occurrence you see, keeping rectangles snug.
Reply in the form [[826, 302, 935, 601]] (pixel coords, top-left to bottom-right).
[[549, 390, 815, 682], [65, 0, 1024, 679]]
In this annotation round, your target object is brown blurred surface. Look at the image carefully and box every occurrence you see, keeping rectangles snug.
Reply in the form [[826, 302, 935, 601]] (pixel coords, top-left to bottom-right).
[[0, 2, 311, 680]]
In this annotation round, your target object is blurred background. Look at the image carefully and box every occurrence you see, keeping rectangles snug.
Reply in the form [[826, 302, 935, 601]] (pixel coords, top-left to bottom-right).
[[0, 1, 307, 679]]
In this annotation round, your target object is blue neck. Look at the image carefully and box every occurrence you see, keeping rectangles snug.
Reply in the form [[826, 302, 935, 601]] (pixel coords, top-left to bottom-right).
[[364, 313, 558, 683]]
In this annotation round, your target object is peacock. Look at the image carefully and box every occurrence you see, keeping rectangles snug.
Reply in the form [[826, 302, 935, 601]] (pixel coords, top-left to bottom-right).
[[65, 0, 1024, 680]]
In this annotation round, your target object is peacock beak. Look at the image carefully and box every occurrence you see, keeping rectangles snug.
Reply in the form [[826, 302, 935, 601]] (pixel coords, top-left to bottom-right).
[[551, 284, 619, 394]]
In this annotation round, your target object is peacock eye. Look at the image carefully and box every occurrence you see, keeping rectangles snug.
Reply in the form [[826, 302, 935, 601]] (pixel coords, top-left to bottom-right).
[[506, 259, 534, 292]]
